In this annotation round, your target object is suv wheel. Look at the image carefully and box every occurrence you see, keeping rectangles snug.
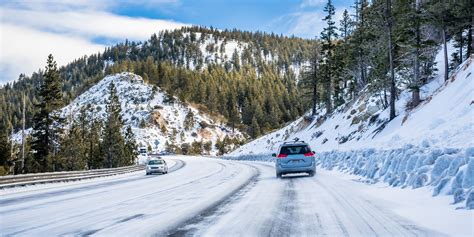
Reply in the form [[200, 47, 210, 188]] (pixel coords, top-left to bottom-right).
[[276, 172, 282, 178], [308, 171, 315, 177]]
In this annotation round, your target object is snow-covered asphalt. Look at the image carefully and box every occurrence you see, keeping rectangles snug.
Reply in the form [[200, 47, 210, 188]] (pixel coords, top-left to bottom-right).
[[0, 156, 468, 236]]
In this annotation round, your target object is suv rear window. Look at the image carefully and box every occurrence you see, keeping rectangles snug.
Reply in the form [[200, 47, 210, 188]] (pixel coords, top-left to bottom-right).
[[148, 160, 164, 165], [279, 145, 311, 155]]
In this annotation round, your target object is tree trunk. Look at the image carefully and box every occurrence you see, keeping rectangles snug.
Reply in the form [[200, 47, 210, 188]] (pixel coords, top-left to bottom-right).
[[312, 62, 318, 116], [312, 83, 317, 116], [459, 30, 463, 63], [471, 2, 474, 57], [386, 0, 396, 120], [359, 48, 366, 89], [21, 93, 25, 174], [412, 88, 420, 108], [442, 26, 449, 81], [468, 27, 472, 57], [411, 0, 421, 108], [326, 67, 332, 114]]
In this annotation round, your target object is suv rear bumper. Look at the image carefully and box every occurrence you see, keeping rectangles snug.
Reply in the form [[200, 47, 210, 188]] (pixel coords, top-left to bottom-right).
[[276, 162, 316, 175]]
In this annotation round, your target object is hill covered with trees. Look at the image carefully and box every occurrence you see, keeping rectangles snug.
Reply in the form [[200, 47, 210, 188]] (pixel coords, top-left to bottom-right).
[[1, 26, 315, 138]]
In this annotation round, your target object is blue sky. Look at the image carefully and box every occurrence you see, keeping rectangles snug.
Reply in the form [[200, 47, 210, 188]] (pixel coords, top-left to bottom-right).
[[110, 0, 352, 39], [0, 0, 352, 84]]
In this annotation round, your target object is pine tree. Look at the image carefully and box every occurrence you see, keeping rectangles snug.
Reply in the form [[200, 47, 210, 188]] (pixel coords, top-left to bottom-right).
[[332, 42, 345, 108], [320, 0, 338, 114], [31, 54, 63, 172], [241, 98, 253, 125], [102, 82, 125, 168], [339, 9, 353, 41], [351, 0, 370, 90], [300, 43, 322, 116], [190, 141, 203, 155], [226, 92, 239, 132], [385, 0, 396, 120], [88, 116, 103, 169], [124, 126, 138, 165], [0, 119, 11, 172], [203, 141, 212, 155], [249, 116, 261, 138], [59, 117, 86, 171], [184, 110, 195, 131], [215, 139, 226, 156], [450, 0, 472, 63], [232, 49, 241, 71], [427, 0, 451, 82], [394, 0, 434, 108], [410, 0, 423, 107]]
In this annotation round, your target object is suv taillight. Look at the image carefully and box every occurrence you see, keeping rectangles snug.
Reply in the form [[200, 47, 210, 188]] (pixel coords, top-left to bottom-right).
[[277, 154, 288, 158], [304, 152, 314, 157]]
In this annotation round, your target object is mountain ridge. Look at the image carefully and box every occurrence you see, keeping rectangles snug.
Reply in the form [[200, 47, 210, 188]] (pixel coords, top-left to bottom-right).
[[1, 26, 315, 137]]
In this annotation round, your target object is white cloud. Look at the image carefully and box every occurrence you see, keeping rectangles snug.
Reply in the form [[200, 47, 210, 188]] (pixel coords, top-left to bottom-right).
[[299, 0, 326, 8], [0, 23, 105, 84], [275, 7, 349, 39], [1, 8, 186, 41], [0, 4, 186, 85], [1, 0, 180, 12]]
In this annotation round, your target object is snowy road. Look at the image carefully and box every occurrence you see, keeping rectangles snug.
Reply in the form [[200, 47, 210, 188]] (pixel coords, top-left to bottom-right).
[[0, 156, 469, 236]]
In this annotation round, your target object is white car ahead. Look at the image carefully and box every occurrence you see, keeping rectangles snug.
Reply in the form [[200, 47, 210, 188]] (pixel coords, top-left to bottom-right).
[[146, 158, 168, 175]]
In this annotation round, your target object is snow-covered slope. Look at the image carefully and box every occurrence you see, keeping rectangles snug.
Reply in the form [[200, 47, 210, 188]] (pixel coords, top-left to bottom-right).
[[228, 53, 473, 209], [230, 55, 473, 156], [61, 72, 242, 154]]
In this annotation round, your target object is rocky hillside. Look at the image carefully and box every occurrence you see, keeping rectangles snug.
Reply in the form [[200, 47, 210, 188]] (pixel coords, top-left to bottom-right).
[[60, 72, 243, 155]]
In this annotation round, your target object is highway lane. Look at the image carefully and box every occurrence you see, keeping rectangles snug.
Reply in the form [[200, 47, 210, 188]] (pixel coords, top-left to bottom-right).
[[0, 157, 255, 236], [0, 156, 450, 236], [173, 161, 443, 237]]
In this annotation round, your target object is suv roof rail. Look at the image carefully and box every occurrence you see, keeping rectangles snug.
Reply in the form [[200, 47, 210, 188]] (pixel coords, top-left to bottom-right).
[[282, 140, 306, 144]]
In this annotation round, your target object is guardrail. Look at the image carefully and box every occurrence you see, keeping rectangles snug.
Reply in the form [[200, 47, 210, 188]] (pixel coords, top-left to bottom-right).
[[0, 165, 145, 189]]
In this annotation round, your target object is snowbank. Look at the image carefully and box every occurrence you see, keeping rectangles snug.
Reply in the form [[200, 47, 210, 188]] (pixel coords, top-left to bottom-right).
[[226, 145, 474, 210], [318, 146, 474, 210]]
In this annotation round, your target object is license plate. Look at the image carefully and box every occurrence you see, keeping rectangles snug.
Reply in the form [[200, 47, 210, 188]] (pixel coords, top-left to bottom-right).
[[291, 160, 301, 163]]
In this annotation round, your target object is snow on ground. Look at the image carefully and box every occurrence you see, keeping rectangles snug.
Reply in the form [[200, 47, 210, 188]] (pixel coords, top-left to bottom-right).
[[1, 156, 471, 236], [0, 159, 176, 196], [231, 54, 473, 155], [318, 146, 474, 210], [228, 49, 474, 209], [323, 169, 473, 237], [0, 156, 255, 236], [181, 30, 305, 78], [59, 72, 242, 155]]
